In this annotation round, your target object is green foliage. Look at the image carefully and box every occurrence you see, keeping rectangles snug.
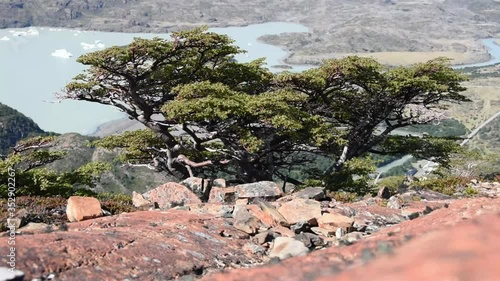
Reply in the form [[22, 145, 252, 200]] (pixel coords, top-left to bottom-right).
[[413, 176, 470, 196], [325, 157, 376, 194], [375, 175, 407, 195], [0, 136, 110, 197]]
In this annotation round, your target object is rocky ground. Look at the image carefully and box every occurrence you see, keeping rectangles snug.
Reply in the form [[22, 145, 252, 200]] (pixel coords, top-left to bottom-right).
[[0, 178, 499, 281], [1, 0, 500, 65]]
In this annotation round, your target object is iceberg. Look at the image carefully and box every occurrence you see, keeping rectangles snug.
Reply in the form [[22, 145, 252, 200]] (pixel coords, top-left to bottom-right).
[[51, 49, 73, 58], [0, 36, 10, 41], [80, 40, 106, 50]]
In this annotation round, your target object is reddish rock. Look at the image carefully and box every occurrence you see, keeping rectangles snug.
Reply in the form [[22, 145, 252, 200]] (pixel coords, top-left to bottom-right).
[[66, 196, 102, 222], [202, 197, 500, 281], [271, 225, 296, 238], [234, 181, 282, 199], [145, 182, 202, 209], [317, 213, 354, 233], [233, 206, 263, 234], [247, 204, 276, 228], [277, 199, 321, 225], [258, 201, 289, 226], [0, 210, 261, 281], [132, 191, 151, 208]]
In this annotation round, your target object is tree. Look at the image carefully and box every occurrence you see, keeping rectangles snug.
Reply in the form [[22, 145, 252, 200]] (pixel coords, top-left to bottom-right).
[[274, 56, 469, 189], [0, 136, 109, 197], [63, 27, 469, 191], [62, 27, 319, 184]]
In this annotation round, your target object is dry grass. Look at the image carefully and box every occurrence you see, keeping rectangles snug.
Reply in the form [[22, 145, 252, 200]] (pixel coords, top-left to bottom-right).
[[445, 77, 500, 130]]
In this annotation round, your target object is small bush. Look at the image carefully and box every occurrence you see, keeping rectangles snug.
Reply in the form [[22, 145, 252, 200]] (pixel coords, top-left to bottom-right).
[[413, 176, 470, 196]]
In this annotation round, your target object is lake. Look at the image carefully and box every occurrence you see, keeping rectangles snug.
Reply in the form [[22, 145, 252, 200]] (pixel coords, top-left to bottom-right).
[[0, 22, 309, 134], [1, 23, 499, 135]]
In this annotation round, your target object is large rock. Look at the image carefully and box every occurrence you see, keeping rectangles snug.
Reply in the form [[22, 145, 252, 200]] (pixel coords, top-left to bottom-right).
[[66, 196, 102, 222], [144, 182, 202, 209], [0, 209, 262, 280], [202, 197, 500, 281], [234, 181, 282, 199], [277, 199, 321, 225], [269, 237, 309, 260]]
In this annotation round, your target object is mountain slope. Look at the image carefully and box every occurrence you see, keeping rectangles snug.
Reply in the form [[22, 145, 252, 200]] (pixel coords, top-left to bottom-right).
[[0, 102, 46, 155]]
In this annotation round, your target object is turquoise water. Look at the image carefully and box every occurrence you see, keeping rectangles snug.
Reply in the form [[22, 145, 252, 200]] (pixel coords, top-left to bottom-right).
[[0, 23, 499, 134], [0, 22, 309, 134]]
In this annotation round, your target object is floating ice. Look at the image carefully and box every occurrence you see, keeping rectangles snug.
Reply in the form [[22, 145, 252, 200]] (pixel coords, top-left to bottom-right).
[[80, 40, 106, 50], [51, 49, 73, 58], [9, 28, 39, 37], [0, 36, 10, 41]]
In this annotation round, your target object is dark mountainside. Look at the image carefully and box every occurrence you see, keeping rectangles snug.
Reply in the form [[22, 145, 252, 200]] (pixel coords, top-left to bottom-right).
[[0, 103, 170, 193], [0, 102, 45, 155], [1, 0, 500, 64]]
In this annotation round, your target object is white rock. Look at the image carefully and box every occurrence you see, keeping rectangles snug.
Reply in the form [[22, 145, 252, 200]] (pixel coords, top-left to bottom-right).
[[0, 267, 24, 281], [269, 237, 309, 260]]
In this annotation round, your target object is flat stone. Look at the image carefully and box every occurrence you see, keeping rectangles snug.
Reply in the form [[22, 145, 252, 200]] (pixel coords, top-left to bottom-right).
[[235, 199, 249, 205], [317, 213, 354, 233], [270, 225, 296, 238], [311, 227, 331, 237], [293, 187, 325, 200], [234, 181, 282, 199], [66, 196, 102, 222], [19, 222, 52, 233], [269, 237, 309, 260], [277, 199, 321, 225], [145, 182, 202, 209]]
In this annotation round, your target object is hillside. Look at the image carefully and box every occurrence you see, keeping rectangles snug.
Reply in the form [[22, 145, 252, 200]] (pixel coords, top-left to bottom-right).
[[0, 102, 46, 155], [1, 0, 500, 66], [46, 133, 174, 194]]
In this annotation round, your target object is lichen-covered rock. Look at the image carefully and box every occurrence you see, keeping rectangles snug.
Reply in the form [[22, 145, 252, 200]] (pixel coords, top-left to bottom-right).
[[234, 181, 282, 199], [144, 182, 202, 209]]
